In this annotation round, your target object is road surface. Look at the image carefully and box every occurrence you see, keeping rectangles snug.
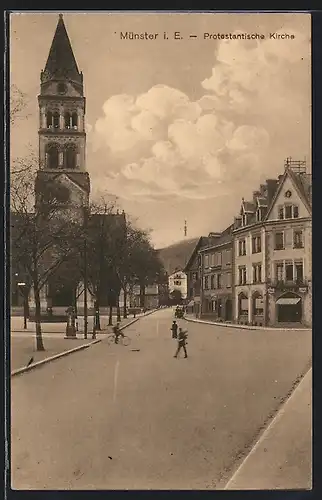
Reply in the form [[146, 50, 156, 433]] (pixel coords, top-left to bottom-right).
[[11, 308, 311, 490]]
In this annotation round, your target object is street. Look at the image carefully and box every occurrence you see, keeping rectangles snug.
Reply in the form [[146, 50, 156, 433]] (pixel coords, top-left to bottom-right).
[[11, 308, 311, 490]]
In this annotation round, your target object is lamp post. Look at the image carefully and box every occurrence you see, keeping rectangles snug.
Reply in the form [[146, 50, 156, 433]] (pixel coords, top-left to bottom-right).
[[17, 282, 28, 329], [83, 206, 88, 340]]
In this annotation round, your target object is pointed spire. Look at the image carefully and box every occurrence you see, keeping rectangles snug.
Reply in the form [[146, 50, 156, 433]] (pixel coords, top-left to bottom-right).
[[42, 14, 82, 85]]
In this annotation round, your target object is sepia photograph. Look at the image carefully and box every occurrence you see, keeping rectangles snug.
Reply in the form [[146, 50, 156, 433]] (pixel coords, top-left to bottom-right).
[[9, 11, 312, 490]]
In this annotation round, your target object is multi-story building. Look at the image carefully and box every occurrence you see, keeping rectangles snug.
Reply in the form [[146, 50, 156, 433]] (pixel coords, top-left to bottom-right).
[[233, 159, 312, 327], [168, 269, 188, 300], [199, 225, 234, 321]]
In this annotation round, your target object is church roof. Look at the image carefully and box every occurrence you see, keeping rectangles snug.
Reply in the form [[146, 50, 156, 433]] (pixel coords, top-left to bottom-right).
[[35, 171, 90, 194], [42, 14, 82, 85]]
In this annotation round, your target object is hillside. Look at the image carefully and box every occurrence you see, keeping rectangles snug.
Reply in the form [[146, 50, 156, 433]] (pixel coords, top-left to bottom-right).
[[157, 237, 201, 275]]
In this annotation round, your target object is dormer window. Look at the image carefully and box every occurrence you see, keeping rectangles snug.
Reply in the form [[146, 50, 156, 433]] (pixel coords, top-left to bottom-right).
[[256, 208, 261, 222]]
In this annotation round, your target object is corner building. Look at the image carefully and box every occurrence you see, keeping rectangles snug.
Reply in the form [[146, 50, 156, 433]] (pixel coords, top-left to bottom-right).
[[233, 159, 312, 327]]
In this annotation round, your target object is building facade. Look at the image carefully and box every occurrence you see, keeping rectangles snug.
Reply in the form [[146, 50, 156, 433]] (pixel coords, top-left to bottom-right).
[[168, 270, 188, 300], [233, 159, 312, 327], [199, 226, 234, 321]]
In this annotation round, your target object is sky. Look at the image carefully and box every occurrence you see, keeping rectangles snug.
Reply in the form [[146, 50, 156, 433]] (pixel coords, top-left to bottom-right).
[[10, 12, 311, 248]]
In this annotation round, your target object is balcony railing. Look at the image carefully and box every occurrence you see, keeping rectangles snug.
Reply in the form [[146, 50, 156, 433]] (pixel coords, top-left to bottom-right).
[[268, 278, 309, 290]]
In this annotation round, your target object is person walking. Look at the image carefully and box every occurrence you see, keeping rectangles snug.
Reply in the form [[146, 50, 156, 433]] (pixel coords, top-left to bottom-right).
[[170, 320, 178, 339], [174, 327, 188, 358]]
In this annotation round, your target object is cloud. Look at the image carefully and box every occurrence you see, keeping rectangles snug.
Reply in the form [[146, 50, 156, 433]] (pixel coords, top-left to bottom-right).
[[89, 28, 310, 202]]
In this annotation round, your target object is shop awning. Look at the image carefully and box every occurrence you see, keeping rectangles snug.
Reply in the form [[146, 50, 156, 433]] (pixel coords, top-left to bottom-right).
[[276, 297, 301, 305]]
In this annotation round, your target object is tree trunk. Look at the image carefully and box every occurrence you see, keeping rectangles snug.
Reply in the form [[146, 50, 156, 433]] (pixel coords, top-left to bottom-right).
[[123, 287, 127, 318], [108, 304, 113, 326], [33, 280, 45, 351], [116, 294, 121, 322], [139, 283, 145, 309]]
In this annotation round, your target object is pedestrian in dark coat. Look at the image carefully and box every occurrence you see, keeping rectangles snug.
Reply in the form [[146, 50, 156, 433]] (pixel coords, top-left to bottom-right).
[[174, 327, 188, 358], [170, 320, 178, 339]]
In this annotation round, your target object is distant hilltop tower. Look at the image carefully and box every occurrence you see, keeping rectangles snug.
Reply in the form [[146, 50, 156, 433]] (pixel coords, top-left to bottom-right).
[[184, 220, 187, 238]]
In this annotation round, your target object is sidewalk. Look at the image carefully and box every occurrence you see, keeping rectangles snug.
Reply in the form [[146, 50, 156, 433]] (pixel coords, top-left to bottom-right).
[[10, 311, 157, 372], [10, 316, 140, 372], [224, 368, 312, 490], [185, 315, 311, 332], [10, 314, 144, 334]]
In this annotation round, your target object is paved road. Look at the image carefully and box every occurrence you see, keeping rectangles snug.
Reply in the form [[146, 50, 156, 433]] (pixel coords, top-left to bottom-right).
[[11, 309, 311, 490]]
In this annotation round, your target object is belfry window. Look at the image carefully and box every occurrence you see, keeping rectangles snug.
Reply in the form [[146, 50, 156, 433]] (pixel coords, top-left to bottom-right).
[[64, 146, 77, 169], [64, 112, 71, 129], [46, 111, 53, 128], [53, 112, 60, 129], [72, 112, 78, 129], [47, 144, 59, 169]]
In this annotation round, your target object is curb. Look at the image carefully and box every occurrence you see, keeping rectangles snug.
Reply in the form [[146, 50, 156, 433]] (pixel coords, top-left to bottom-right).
[[11, 309, 158, 377], [11, 339, 101, 377], [184, 317, 311, 332]]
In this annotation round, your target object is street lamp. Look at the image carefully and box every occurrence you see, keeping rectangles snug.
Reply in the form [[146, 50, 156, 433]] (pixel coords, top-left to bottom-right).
[[17, 282, 28, 329]]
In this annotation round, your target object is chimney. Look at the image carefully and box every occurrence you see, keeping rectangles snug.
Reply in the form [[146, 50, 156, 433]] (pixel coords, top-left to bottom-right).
[[266, 179, 279, 203]]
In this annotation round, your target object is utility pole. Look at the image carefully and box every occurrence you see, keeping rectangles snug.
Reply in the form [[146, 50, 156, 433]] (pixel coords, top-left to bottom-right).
[[83, 206, 88, 339]]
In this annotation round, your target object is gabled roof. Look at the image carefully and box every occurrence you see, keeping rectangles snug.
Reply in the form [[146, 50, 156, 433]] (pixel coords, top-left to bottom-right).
[[35, 171, 90, 194], [264, 167, 312, 220], [42, 14, 82, 85], [200, 224, 233, 251]]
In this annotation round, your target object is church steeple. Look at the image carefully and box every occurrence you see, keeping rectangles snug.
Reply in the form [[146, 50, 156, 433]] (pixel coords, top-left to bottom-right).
[[36, 13, 90, 215], [41, 14, 83, 87]]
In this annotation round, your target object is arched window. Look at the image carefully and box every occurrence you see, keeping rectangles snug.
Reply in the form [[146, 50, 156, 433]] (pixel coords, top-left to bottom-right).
[[53, 112, 60, 129], [72, 112, 78, 129], [46, 111, 53, 129], [47, 144, 59, 169], [64, 112, 71, 129], [252, 292, 264, 316], [238, 292, 248, 317], [64, 145, 77, 169]]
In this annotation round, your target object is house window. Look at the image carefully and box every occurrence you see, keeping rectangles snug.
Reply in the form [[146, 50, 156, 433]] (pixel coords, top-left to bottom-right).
[[204, 276, 209, 290], [226, 272, 232, 288], [278, 206, 284, 220], [285, 261, 294, 281], [275, 262, 284, 281], [238, 239, 246, 256], [204, 255, 209, 268], [238, 266, 247, 285], [210, 275, 215, 289], [285, 205, 292, 219], [293, 230, 303, 248], [293, 205, 299, 218], [275, 232, 284, 250], [214, 252, 222, 266], [295, 260, 303, 282], [252, 235, 261, 253], [226, 250, 232, 265], [242, 214, 248, 226], [253, 264, 262, 283], [64, 146, 77, 169], [217, 274, 222, 289]]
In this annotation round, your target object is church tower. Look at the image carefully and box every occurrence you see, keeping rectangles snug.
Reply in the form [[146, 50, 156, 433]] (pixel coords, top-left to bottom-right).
[[36, 14, 90, 218]]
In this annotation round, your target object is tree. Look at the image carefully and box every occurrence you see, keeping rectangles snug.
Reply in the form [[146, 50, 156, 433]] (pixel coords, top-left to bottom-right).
[[83, 198, 124, 328], [11, 161, 84, 350], [170, 289, 183, 305], [113, 221, 166, 315], [10, 84, 29, 125]]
